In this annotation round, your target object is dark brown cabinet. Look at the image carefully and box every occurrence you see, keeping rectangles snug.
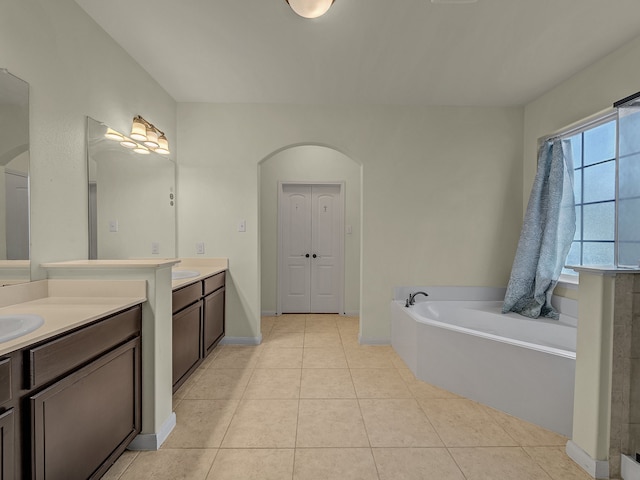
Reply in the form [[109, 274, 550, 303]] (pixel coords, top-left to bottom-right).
[[172, 271, 225, 391], [0, 304, 142, 479], [172, 301, 202, 388]]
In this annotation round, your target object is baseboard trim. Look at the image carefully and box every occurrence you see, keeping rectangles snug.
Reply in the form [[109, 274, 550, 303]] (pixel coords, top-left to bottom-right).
[[344, 310, 360, 317], [219, 335, 263, 345], [566, 440, 609, 479], [261, 311, 277, 317], [358, 334, 390, 345], [128, 412, 176, 451]]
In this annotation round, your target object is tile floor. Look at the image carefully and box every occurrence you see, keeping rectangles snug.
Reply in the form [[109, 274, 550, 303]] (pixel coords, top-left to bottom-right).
[[103, 314, 592, 480]]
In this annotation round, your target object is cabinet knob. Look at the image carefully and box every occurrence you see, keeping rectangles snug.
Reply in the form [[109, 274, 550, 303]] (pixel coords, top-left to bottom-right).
[[305, 254, 310, 258], [312, 254, 317, 258]]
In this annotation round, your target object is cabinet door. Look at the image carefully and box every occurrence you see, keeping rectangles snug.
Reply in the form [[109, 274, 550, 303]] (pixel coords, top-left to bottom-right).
[[173, 301, 203, 390], [0, 409, 14, 480], [203, 287, 225, 356], [30, 338, 141, 480]]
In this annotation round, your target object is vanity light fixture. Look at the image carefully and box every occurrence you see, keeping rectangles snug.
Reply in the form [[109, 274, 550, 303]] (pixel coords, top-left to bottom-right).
[[129, 115, 171, 155], [286, 0, 334, 18], [104, 128, 124, 141], [120, 139, 137, 149], [133, 145, 150, 155]]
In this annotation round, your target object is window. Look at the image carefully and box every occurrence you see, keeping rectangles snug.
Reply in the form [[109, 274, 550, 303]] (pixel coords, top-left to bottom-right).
[[563, 116, 617, 273]]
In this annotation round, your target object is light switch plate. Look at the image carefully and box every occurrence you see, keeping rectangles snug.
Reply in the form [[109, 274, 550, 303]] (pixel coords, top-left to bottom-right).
[[196, 242, 205, 254], [238, 220, 246, 232], [108, 220, 118, 232], [151, 242, 160, 255]]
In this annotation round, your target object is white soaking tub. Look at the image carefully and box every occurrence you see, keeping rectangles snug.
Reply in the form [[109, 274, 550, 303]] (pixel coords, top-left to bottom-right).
[[391, 287, 576, 437]]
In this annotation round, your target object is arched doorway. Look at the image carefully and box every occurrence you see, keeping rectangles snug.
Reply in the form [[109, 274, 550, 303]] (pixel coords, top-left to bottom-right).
[[258, 145, 362, 317]]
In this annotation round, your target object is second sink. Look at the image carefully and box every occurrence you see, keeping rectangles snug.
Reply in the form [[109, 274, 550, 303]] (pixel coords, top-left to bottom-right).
[[172, 269, 200, 280], [0, 314, 45, 343]]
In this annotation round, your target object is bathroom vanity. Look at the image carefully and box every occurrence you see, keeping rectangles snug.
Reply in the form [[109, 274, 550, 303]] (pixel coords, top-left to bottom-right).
[[172, 261, 226, 392], [0, 279, 146, 479]]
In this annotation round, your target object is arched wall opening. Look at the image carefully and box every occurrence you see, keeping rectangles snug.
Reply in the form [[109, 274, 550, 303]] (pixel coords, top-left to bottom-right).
[[258, 144, 362, 318]]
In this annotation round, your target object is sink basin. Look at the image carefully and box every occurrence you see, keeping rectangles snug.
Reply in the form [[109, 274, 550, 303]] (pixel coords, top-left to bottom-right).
[[172, 269, 200, 280], [0, 314, 45, 343]]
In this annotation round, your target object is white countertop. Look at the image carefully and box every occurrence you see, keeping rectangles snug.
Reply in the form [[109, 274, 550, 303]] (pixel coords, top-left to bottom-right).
[[0, 280, 146, 356], [171, 258, 228, 290]]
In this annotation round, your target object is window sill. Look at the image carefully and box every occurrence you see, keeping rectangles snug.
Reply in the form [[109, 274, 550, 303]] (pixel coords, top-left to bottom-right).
[[558, 274, 579, 290]]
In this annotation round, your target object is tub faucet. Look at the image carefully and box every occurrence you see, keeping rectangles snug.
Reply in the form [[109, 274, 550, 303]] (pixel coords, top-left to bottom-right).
[[406, 291, 429, 307]]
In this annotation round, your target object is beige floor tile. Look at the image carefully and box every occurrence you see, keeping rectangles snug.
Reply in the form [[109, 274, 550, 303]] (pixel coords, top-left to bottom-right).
[[173, 367, 205, 400], [184, 368, 253, 399], [304, 331, 343, 347], [372, 448, 465, 480], [243, 368, 301, 399], [102, 450, 139, 480], [222, 399, 298, 448], [449, 447, 553, 480], [163, 399, 238, 448], [488, 408, 568, 446], [257, 347, 303, 368], [419, 399, 517, 447], [206, 449, 294, 480], [337, 316, 359, 331], [524, 446, 595, 480], [302, 347, 348, 368], [345, 347, 396, 368], [350, 368, 412, 398], [265, 331, 305, 348], [209, 346, 261, 369], [293, 448, 378, 480], [396, 367, 416, 382], [305, 316, 339, 332], [404, 378, 460, 400], [359, 399, 443, 447], [261, 316, 276, 333], [300, 368, 356, 398], [272, 315, 307, 332], [340, 332, 362, 348], [118, 449, 217, 480], [296, 399, 370, 447]]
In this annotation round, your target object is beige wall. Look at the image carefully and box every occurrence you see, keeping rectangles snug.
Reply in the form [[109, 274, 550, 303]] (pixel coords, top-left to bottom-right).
[[523, 34, 640, 211], [259, 145, 362, 316], [0, 0, 177, 279], [177, 104, 524, 342]]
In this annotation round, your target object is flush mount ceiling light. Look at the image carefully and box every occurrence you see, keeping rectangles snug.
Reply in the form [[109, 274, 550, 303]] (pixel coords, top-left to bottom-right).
[[286, 0, 334, 19]]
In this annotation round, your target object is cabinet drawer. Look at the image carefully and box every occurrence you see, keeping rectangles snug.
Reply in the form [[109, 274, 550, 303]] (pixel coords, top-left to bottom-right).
[[203, 271, 225, 296], [27, 306, 141, 389], [172, 281, 202, 313], [0, 358, 11, 407]]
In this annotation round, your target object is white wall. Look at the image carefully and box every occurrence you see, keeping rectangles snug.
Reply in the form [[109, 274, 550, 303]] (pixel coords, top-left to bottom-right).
[[259, 145, 361, 316], [177, 104, 523, 342], [0, 0, 177, 278]]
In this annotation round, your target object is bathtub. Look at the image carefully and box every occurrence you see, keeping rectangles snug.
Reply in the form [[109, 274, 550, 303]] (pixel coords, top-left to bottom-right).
[[391, 287, 576, 437]]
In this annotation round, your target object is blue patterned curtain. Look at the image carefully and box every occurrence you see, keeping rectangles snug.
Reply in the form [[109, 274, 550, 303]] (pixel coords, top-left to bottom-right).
[[502, 138, 576, 319]]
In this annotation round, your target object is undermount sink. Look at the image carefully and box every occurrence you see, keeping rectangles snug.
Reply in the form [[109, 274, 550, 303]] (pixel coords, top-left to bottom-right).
[[0, 314, 45, 343], [172, 269, 200, 280]]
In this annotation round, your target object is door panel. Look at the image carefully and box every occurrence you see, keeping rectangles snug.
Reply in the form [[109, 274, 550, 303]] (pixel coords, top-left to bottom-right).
[[311, 185, 342, 312], [281, 185, 312, 312]]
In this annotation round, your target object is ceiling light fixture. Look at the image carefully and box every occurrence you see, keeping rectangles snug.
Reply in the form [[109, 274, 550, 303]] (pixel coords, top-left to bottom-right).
[[286, 0, 334, 19], [129, 115, 171, 155]]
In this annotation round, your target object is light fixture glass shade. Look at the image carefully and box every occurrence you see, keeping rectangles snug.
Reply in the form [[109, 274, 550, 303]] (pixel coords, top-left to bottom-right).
[[130, 117, 147, 142], [144, 128, 159, 148], [286, 0, 334, 18], [104, 128, 124, 141], [155, 135, 170, 155], [133, 146, 150, 155], [120, 139, 137, 148]]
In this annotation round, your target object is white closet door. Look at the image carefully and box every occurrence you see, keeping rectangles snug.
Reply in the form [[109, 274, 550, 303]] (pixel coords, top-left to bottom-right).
[[281, 185, 312, 313], [279, 183, 343, 314], [310, 185, 342, 313]]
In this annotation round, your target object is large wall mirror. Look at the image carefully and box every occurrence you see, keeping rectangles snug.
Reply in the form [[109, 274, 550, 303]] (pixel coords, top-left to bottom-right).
[[0, 69, 30, 286], [87, 117, 176, 259]]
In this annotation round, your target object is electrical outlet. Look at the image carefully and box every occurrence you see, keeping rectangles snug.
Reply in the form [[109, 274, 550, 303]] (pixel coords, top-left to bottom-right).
[[196, 242, 205, 255], [151, 242, 160, 255]]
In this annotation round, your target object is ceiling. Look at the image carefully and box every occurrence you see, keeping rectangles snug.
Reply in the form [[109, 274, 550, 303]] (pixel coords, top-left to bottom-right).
[[74, 0, 640, 107]]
